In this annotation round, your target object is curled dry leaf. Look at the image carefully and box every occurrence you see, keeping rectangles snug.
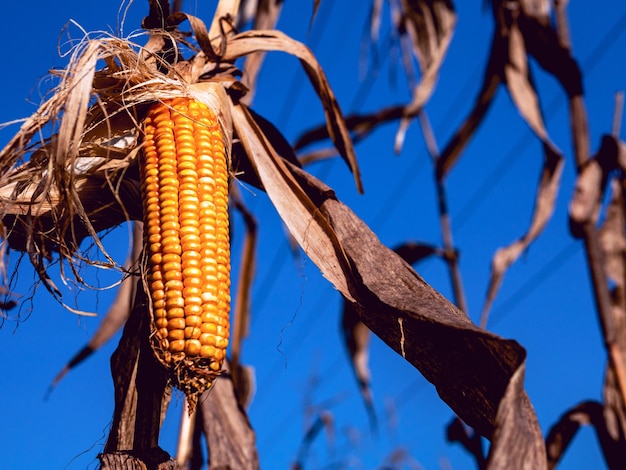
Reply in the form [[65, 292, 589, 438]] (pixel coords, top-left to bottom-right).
[[294, 103, 406, 154], [481, 144, 563, 327], [234, 98, 540, 443], [504, 9, 548, 143], [438, 1, 564, 179], [196, 361, 260, 470], [569, 136, 620, 238], [223, 29, 363, 193], [340, 239, 443, 429], [516, 1, 583, 100], [393, 0, 456, 152], [446, 417, 486, 469], [438, 1, 566, 326], [598, 179, 626, 461], [49, 222, 143, 391], [435, 41, 500, 179], [598, 178, 626, 290], [544, 400, 626, 470], [486, 361, 545, 470]]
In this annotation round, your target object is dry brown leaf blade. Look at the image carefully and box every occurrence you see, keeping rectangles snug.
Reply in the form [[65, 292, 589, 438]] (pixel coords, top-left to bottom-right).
[[340, 239, 443, 431], [233, 87, 536, 437], [598, 178, 626, 290], [436, 38, 501, 179], [486, 361, 546, 469], [598, 181, 626, 462], [394, 0, 456, 152], [517, 4, 583, 100], [197, 362, 259, 469], [274, 160, 538, 440], [400, 0, 456, 72], [504, 16, 548, 142], [544, 400, 626, 470], [446, 417, 486, 469], [224, 30, 363, 193], [341, 300, 377, 430], [480, 144, 563, 326], [569, 136, 620, 238], [438, 2, 557, 180], [231, 102, 354, 301], [394, 240, 443, 265], [295, 104, 405, 153]]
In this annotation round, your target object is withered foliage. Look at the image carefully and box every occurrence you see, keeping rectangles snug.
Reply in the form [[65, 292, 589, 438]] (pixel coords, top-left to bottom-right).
[[2, 0, 625, 468]]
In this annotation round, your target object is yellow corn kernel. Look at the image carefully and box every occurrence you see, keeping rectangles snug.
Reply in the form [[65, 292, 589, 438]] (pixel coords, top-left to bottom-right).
[[140, 97, 230, 375]]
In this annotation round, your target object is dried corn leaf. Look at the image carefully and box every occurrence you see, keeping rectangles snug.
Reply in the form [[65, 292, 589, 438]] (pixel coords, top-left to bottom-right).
[[234, 107, 302, 189], [517, 2, 583, 100], [238, 0, 285, 105], [437, 2, 565, 325], [438, 1, 560, 179], [598, 178, 626, 290], [436, 41, 500, 179], [398, 0, 456, 71], [598, 178, 626, 458], [234, 107, 542, 442], [447, 416, 486, 468], [341, 239, 443, 428], [341, 300, 376, 430], [394, 0, 456, 152], [569, 136, 619, 238], [196, 361, 259, 469], [544, 400, 625, 470], [394, 240, 442, 264], [481, 144, 563, 327], [223, 30, 363, 193], [232, 102, 354, 300], [486, 361, 545, 469], [504, 14, 548, 143], [294, 104, 406, 153]]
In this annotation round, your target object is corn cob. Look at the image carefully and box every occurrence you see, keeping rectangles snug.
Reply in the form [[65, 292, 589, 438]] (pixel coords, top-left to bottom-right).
[[139, 97, 230, 384]]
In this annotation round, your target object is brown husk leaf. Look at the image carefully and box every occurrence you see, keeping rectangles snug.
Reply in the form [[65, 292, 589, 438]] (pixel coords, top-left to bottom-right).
[[393, 0, 456, 152], [196, 361, 260, 469], [0, 9, 545, 460], [233, 96, 542, 443]]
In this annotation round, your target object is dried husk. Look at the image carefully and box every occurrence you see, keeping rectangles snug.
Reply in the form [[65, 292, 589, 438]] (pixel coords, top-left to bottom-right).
[[0, 8, 546, 465]]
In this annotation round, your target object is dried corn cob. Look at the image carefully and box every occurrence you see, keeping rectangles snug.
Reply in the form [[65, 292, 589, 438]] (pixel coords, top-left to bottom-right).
[[139, 96, 230, 396]]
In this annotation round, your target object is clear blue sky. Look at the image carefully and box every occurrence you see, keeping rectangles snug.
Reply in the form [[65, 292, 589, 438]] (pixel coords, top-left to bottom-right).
[[1, 1, 625, 469]]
